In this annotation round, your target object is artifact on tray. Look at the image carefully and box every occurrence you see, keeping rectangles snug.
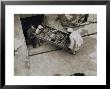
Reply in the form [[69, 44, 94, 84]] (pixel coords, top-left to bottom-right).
[[35, 25, 77, 54]]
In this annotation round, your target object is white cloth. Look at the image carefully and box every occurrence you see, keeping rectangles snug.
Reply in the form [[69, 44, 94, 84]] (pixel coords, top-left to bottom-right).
[[36, 25, 43, 34], [68, 28, 83, 52]]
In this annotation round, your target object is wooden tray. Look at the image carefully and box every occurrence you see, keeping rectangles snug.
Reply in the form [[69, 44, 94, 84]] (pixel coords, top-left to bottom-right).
[[36, 25, 72, 53]]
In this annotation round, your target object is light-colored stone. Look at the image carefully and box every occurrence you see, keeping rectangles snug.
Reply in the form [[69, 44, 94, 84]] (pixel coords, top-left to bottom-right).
[[14, 14, 30, 76], [29, 37, 96, 76], [88, 14, 97, 22]]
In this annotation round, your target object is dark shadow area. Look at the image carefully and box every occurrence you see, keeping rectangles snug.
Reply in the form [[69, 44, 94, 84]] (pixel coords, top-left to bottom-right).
[[20, 15, 44, 46]]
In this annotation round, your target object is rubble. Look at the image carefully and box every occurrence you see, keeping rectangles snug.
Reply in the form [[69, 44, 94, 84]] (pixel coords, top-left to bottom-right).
[[58, 14, 89, 27], [87, 14, 97, 23]]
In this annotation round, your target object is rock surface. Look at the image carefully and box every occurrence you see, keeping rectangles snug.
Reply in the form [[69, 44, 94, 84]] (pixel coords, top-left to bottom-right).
[[14, 15, 30, 76]]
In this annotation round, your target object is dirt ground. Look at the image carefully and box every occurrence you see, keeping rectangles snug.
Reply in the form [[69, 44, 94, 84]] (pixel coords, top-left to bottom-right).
[[28, 23, 97, 76]]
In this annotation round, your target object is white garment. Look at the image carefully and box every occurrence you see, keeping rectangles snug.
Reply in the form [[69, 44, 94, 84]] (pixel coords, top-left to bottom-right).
[[68, 28, 83, 52], [36, 25, 43, 34]]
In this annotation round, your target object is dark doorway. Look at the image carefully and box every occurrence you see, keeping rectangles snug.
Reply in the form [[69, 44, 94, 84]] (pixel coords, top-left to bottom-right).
[[20, 14, 44, 45]]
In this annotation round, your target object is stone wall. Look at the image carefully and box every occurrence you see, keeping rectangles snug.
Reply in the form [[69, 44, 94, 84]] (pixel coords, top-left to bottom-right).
[[14, 15, 30, 76]]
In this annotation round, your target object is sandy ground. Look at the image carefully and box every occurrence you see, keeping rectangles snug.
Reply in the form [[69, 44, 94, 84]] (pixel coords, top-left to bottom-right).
[[28, 23, 97, 76]]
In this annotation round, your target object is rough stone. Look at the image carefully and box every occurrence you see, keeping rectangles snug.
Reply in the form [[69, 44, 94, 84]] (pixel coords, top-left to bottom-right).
[[14, 14, 30, 76]]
